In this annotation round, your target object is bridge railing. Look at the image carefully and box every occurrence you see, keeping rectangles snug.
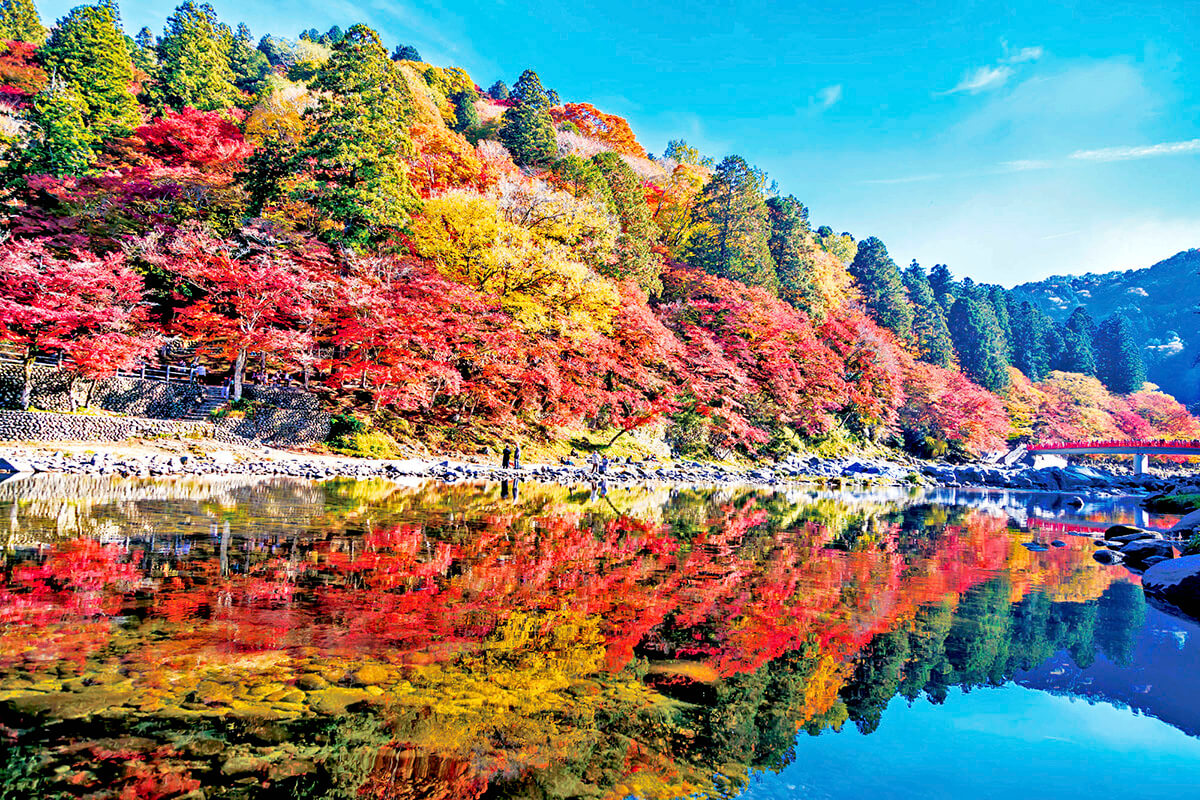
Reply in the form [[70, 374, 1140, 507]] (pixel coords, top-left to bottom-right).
[[1029, 438, 1200, 451]]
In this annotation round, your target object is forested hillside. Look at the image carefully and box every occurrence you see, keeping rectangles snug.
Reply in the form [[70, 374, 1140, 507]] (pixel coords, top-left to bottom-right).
[[0, 0, 1196, 459], [1012, 249, 1200, 408]]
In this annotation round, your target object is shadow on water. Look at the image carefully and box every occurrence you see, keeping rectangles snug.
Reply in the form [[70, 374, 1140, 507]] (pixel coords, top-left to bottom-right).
[[0, 474, 1194, 799]]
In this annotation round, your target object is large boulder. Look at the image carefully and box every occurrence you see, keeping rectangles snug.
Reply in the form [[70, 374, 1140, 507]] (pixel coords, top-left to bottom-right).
[[1143, 555, 1200, 618], [1119, 538, 1181, 566], [1105, 524, 1145, 540], [1168, 509, 1200, 535]]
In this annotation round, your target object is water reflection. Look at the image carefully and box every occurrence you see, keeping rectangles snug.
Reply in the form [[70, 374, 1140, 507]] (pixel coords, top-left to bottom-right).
[[0, 475, 1185, 799]]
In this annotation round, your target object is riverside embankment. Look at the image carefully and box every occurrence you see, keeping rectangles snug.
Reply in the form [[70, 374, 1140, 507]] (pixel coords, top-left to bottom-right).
[[1, 439, 1196, 497]]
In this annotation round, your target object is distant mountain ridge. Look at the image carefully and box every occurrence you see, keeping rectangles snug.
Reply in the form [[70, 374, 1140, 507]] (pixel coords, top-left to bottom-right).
[[1012, 249, 1200, 406]]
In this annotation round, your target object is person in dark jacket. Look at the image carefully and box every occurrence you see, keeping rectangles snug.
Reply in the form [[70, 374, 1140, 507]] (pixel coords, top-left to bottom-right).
[[502, 445, 512, 469], [512, 443, 521, 470]]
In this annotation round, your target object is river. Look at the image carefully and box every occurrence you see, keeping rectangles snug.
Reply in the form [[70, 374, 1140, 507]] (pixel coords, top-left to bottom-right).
[[1, 474, 1197, 799]]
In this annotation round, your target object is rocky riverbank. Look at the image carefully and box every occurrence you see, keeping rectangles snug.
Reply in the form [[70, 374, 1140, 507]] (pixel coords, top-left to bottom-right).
[[1, 440, 1197, 497]]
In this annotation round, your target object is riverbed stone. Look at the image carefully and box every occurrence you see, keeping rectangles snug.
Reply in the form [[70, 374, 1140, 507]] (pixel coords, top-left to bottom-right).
[[306, 687, 372, 715], [1143, 554, 1200, 618], [352, 664, 390, 686], [1093, 549, 1124, 565], [1121, 539, 1181, 565], [1105, 524, 1145, 540]]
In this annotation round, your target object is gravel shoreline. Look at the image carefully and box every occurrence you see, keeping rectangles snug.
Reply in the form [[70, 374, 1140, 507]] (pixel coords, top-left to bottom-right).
[[2, 441, 1198, 496]]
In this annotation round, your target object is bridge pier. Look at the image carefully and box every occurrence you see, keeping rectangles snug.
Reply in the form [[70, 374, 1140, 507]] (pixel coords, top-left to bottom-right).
[[1133, 453, 1147, 475]]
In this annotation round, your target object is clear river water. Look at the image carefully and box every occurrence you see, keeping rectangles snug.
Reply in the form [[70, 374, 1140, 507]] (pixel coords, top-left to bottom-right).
[[1, 474, 1198, 799]]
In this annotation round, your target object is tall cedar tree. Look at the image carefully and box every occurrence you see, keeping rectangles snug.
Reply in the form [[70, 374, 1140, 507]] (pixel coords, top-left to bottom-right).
[[0, 0, 44, 44], [40, 3, 139, 139], [451, 90, 478, 132], [487, 79, 508, 99], [20, 78, 95, 176], [1010, 301, 1051, 381], [988, 285, 1012, 359], [498, 69, 556, 166], [928, 263, 956, 312], [1058, 305, 1098, 375], [299, 24, 418, 246], [392, 44, 420, 62], [848, 237, 913, 343], [228, 22, 270, 97], [591, 151, 660, 295], [686, 155, 778, 292], [1095, 312, 1146, 394], [948, 296, 1009, 390], [551, 155, 611, 205], [159, 2, 241, 111], [767, 195, 821, 315], [903, 260, 954, 367]]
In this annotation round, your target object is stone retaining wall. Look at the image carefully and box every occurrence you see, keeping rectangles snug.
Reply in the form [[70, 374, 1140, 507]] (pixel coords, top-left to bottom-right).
[[0, 410, 250, 445], [0, 366, 331, 446], [215, 408, 330, 446], [0, 364, 198, 418]]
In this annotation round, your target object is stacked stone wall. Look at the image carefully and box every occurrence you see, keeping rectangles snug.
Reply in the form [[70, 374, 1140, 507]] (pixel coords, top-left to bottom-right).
[[0, 410, 251, 445], [0, 367, 330, 446]]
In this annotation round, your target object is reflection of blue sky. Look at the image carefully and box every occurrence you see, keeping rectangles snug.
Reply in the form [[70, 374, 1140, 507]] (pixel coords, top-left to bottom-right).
[[744, 685, 1200, 800]]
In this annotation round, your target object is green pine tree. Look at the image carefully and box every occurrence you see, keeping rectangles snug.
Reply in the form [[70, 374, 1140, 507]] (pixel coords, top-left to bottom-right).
[[1010, 301, 1051, 381], [948, 296, 1010, 390], [158, 2, 241, 110], [766, 195, 824, 317], [498, 69, 556, 166], [903, 260, 954, 367], [1095, 312, 1146, 394], [592, 150, 660, 295], [19, 78, 96, 176], [988, 286, 1012, 359], [686, 154, 778, 291], [848, 237, 914, 342], [450, 90, 479, 133], [297, 23, 417, 247], [551, 155, 611, 204], [228, 22, 270, 97], [1054, 305, 1097, 375], [41, 3, 140, 139], [391, 43, 420, 62], [487, 80, 508, 99], [928, 263, 956, 312], [0, 0, 45, 44]]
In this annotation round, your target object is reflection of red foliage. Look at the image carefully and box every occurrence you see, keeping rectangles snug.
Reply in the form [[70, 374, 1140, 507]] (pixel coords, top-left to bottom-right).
[[1, 501, 1115, 683]]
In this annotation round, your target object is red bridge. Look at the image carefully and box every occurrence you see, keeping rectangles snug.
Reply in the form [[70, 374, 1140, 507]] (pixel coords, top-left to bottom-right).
[[1028, 439, 1200, 474]]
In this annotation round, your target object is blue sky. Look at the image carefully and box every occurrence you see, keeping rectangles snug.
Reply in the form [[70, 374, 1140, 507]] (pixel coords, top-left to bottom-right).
[[40, 1, 1200, 286]]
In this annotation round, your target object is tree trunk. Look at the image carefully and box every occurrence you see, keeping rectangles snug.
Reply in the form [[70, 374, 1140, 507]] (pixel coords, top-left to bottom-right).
[[233, 348, 247, 400], [20, 355, 34, 410], [84, 378, 98, 409]]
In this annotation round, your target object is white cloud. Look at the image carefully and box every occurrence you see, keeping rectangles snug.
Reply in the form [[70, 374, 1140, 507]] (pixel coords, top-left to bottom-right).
[[1070, 138, 1200, 162], [952, 60, 1155, 149], [810, 84, 843, 112], [1001, 45, 1043, 64], [938, 65, 1013, 95]]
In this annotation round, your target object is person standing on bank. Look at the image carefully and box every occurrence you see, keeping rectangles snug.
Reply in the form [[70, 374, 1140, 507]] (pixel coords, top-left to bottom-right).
[[502, 445, 511, 469], [512, 443, 521, 470]]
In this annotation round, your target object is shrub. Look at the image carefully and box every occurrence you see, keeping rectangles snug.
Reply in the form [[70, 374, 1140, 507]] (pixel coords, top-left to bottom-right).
[[328, 412, 365, 440], [330, 429, 401, 459]]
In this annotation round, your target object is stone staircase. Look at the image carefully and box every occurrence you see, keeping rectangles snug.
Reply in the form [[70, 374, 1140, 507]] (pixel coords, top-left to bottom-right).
[[179, 387, 228, 421]]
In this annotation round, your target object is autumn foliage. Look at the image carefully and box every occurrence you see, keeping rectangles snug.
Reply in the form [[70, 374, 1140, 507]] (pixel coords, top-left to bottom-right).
[[0, 5, 1193, 457]]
